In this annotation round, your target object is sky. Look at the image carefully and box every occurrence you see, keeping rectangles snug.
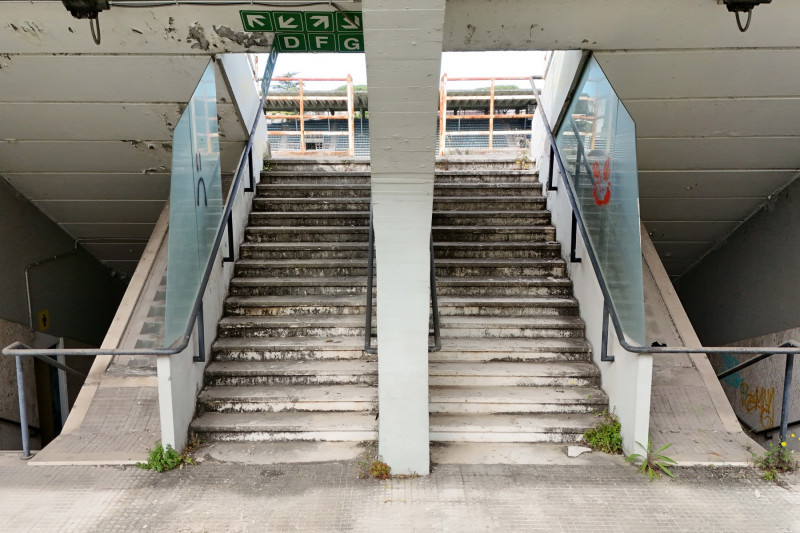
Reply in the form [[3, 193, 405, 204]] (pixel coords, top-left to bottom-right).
[[261, 51, 547, 90]]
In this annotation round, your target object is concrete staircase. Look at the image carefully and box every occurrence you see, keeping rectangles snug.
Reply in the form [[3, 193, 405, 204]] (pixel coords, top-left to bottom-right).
[[429, 164, 607, 444], [191, 161, 378, 443], [191, 159, 607, 452]]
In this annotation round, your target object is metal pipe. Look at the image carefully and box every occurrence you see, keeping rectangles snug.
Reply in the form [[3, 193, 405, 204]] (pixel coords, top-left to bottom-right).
[[716, 352, 774, 379], [364, 201, 376, 355], [15, 355, 31, 459], [780, 353, 794, 442], [429, 235, 441, 352]]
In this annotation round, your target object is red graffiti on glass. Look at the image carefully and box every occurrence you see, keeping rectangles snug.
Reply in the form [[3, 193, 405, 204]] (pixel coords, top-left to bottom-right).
[[592, 157, 611, 206]]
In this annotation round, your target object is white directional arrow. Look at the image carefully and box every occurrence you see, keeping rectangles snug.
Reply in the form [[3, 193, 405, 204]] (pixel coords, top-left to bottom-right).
[[277, 15, 300, 30], [340, 14, 360, 30], [309, 15, 330, 29], [246, 14, 268, 28]]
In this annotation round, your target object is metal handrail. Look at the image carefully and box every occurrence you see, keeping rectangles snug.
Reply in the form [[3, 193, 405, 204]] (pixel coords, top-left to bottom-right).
[[364, 201, 441, 354], [3, 49, 279, 459], [531, 75, 798, 442]]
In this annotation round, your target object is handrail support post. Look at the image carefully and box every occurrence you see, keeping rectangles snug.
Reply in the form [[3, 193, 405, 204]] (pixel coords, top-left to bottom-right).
[[780, 353, 794, 442], [15, 355, 32, 459]]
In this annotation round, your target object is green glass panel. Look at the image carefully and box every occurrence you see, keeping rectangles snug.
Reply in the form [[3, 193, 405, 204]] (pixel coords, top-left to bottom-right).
[[555, 57, 645, 346]]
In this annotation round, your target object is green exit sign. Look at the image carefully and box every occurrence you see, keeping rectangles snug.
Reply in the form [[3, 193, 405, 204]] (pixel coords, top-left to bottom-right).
[[239, 10, 363, 53]]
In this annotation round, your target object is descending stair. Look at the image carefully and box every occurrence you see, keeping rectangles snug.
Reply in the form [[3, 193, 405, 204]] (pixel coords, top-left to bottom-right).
[[191, 161, 377, 443], [429, 166, 607, 443]]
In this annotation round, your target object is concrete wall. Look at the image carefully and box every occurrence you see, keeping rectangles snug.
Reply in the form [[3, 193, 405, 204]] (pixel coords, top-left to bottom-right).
[[711, 327, 800, 452], [0, 318, 39, 450], [534, 51, 652, 455], [0, 178, 126, 346], [677, 177, 800, 346]]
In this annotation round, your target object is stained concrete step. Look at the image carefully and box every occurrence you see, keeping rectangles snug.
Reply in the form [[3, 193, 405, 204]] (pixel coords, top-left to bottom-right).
[[261, 171, 371, 184], [252, 197, 370, 212], [191, 411, 377, 442], [433, 242, 561, 260], [432, 170, 540, 184], [213, 336, 366, 361], [246, 226, 369, 243], [428, 362, 599, 387], [257, 183, 370, 198], [235, 258, 369, 277], [225, 295, 578, 318], [229, 277, 369, 296], [429, 386, 606, 414], [233, 258, 566, 278], [249, 211, 369, 227], [432, 211, 551, 226], [227, 276, 574, 298], [225, 295, 368, 316], [197, 385, 377, 413], [436, 277, 573, 297], [429, 413, 598, 443], [239, 242, 370, 260], [237, 241, 561, 261], [433, 226, 556, 242], [437, 315, 585, 339], [432, 183, 543, 197], [434, 258, 566, 277], [430, 337, 593, 363], [204, 360, 378, 386], [432, 197, 546, 211], [218, 315, 368, 338]]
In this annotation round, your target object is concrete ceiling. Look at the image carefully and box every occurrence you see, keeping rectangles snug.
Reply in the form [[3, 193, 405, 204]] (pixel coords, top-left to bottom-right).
[[2, 0, 800, 278]]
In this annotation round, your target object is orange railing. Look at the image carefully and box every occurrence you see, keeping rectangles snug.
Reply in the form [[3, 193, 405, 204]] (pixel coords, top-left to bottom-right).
[[265, 76, 355, 156], [438, 75, 539, 156]]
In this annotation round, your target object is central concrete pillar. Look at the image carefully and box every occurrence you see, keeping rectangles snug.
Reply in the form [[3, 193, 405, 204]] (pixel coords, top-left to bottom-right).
[[362, 0, 446, 475]]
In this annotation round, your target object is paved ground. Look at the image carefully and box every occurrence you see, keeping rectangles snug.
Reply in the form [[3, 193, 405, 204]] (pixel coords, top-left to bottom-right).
[[2, 451, 799, 532]]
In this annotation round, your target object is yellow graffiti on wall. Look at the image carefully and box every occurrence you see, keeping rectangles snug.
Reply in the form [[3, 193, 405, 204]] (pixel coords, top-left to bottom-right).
[[739, 382, 775, 429]]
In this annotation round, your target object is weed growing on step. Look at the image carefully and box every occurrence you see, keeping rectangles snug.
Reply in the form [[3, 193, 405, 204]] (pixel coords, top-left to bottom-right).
[[356, 441, 392, 480], [753, 442, 797, 482], [583, 411, 622, 454], [262, 160, 272, 172], [515, 152, 532, 170], [625, 435, 676, 481], [136, 441, 195, 473]]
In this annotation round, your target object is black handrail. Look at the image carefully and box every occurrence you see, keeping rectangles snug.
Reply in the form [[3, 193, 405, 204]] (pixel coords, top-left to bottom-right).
[[3, 50, 279, 459], [364, 200, 441, 354], [531, 73, 800, 444]]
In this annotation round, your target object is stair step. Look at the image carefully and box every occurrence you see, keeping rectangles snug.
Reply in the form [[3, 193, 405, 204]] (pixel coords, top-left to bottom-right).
[[240, 242, 369, 260], [230, 276, 369, 296], [434, 258, 566, 277], [438, 315, 584, 338], [261, 170, 371, 185], [191, 411, 377, 442], [429, 413, 598, 443], [213, 336, 366, 361], [429, 386, 606, 414], [428, 362, 599, 387], [224, 295, 578, 317], [429, 338, 593, 363], [246, 226, 369, 243], [437, 276, 572, 297], [433, 242, 561, 260], [257, 183, 370, 198], [235, 258, 369, 277], [218, 315, 367, 338], [198, 385, 377, 413], [205, 360, 377, 386], [433, 183, 542, 197], [433, 170, 540, 184], [250, 211, 369, 227], [432, 210, 551, 225], [433, 197, 546, 211], [252, 197, 370, 212], [433, 225, 556, 242]]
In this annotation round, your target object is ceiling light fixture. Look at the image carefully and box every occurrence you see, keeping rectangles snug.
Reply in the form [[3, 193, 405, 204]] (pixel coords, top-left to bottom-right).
[[722, 0, 772, 32], [61, 1, 110, 45]]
